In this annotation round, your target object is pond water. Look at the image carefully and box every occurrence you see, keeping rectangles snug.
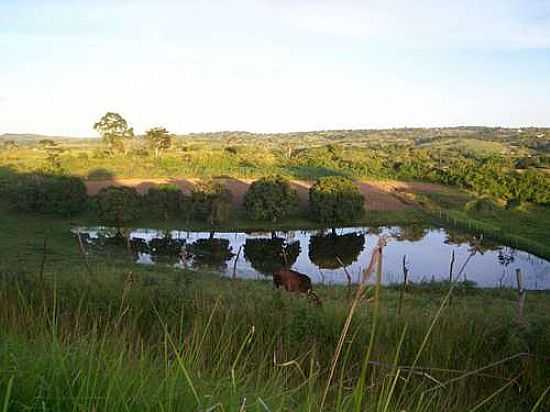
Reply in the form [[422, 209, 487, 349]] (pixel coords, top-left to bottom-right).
[[73, 226, 550, 290]]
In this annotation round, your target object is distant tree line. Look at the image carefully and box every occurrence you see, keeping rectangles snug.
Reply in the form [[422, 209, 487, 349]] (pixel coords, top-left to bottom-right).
[[3, 171, 367, 230]]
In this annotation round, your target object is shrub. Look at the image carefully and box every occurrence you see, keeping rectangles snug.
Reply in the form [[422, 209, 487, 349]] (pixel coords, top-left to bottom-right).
[[7, 173, 87, 216], [143, 184, 187, 220], [190, 181, 232, 225], [95, 186, 141, 228], [309, 176, 365, 225], [243, 175, 298, 222]]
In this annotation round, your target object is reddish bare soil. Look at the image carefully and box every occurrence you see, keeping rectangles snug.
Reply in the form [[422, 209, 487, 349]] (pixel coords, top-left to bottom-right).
[[85, 178, 443, 211]]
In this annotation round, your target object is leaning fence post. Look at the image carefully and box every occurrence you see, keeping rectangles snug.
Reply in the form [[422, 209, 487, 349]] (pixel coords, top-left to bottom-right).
[[448, 250, 455, 283], [76, 231, 93, 278], [398, 254, 408, 315], [232, 245, 242, 279], [516, 269, 527, 324], [39, 236, 48, 284]]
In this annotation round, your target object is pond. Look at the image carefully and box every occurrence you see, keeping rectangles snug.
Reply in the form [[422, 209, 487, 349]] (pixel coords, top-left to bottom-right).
[[73, 225, 550, 290]]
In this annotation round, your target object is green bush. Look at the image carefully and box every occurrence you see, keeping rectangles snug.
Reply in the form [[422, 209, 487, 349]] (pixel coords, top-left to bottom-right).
[[95, 186, 141, 228], [143, 184, 188, 220], [243, 175, 298, 222], [190, 181, 232, 225], [7, 173, 87, 216], [309, 176, 365, 225]]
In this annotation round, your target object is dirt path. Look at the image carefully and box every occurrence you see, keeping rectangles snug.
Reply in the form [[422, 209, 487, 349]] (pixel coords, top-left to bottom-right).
[[85, 178, 443, 211]]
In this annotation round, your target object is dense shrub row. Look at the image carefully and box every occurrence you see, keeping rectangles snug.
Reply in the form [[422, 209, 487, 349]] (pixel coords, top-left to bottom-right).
[[5, 173, 87, 216], [4, 172, 367, 228], [96, 175, 366, 227], [286, 146, 550, 207], [95, 181, 233, 228], [427, 157, 550, 206]]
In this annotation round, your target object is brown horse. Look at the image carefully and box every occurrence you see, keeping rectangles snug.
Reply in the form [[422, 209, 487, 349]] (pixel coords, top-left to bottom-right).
[[273, 268, 321, 305]]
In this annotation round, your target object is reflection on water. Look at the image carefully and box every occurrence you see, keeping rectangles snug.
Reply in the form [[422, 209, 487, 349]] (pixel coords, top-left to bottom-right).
[[187, 238, 234, 271], [244, 237, 300, 276], [308, 232, 365, 269], [73, 225, 550, 290]]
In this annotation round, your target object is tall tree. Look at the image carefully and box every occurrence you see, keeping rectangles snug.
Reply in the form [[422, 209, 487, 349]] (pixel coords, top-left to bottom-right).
[[144, 127, 173, 159], [93, 112, 134, 155], [243, 175, 298, 223], [309, 176, 365, 229]]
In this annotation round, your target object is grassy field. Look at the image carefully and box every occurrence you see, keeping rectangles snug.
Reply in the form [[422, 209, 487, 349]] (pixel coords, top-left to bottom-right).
[[1, 204, 550, 411], [418, 190, 550, 260], [2, 248, 550, 411]]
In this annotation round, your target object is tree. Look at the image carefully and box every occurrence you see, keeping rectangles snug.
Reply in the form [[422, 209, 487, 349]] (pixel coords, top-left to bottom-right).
[[44, 147, 64, 173], [7, 174, 87, 216], [95, 186, 141, 229], [143, 184, 187, 220], [144, 127, 173, 159], [309, 176, 365, 227], [38, 139, 56, 147], [190, 181, 232, 225], [93, 112, 134, 155], [243, 175, 299, 223]]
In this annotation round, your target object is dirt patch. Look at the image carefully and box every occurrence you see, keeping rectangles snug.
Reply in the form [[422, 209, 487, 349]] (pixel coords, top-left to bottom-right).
[[85, 178, 444, 211], [85, 178, 200, 196]]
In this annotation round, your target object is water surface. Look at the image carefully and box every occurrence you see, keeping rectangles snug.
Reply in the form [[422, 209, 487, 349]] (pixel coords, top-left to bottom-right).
[[74, 226, 550, 290]]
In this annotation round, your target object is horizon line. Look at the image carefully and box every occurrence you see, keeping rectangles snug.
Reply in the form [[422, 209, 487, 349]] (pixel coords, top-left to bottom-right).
[[2, 124, 550, 140]]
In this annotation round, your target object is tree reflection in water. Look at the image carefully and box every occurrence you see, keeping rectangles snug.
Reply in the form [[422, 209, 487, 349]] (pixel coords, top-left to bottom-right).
[[444, 229, 500, 255], [497, 247, 516, 266], [308, 231, 365, 270], [395, 225, 430, 242], [186, 238, 234, 271], [243, 237, 300, 276], [149, 233, 186, 264]]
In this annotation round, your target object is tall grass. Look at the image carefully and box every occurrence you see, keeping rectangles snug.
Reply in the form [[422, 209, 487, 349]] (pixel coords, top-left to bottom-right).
[[0, 256, 549, 411]]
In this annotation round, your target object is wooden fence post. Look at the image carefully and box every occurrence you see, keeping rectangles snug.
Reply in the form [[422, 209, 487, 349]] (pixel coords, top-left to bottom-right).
[[76, 231, 93, 278], [232, 245, 242, 279], [516, 269, 527, 324], [448, 250, 455, 283], [398, 254, 408, 315]]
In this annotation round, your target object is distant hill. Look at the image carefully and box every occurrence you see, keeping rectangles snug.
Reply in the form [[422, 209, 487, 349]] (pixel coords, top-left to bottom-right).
[[0, 133, 97, 144]]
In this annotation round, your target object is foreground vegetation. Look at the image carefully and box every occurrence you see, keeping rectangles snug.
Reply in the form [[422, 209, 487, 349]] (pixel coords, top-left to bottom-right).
[[1, 251, 550, 411]]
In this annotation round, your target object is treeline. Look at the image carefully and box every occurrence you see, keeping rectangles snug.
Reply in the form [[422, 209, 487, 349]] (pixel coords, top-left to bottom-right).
[[2, 171, 366, 228], [284, 146, 550, 206]]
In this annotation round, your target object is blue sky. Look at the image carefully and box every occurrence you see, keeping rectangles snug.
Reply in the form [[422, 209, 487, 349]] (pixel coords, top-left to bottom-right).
[[1, 0, 550, 136]]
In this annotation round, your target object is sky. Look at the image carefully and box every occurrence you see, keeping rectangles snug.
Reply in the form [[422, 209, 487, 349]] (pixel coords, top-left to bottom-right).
[[1, 0, 550, 136]]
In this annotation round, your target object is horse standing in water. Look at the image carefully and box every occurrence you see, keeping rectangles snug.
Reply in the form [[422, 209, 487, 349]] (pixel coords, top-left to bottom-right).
[[273, 268, 321, 305]]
